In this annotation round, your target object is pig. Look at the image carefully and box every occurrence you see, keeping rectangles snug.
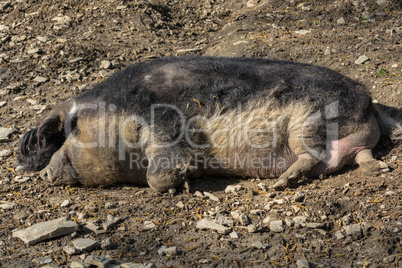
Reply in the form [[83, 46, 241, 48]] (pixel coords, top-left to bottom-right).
[[18, 56, 402, 192]]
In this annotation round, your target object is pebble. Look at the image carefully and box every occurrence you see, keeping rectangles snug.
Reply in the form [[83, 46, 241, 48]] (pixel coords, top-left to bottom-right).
[[376, 0, 388, 5], [383, 255, 395, 263], [36, 36, 48, 42], [0, 149, 11, 158], [60, 200, 70, 207], [70, 261, 86, 268], [343, 224, 362, 238], [196, 218, 231, 234], [104, 202, 115, 209], [215, 212, 234, 227], [285, 218, 294, 227], [355, 55, 369, 65], [33, 76, 48, 83], [295, 30, 311, 35], [391, 64, 398, 68], [294, 192, 305, 202], [100, 60, 112, 69], [32, 257, 53, 266], [141, 221, 156, 231], [73, 238, 99, 251], [247, 224, 257, 233], [335, 231, 345, 239], [63, 244, 79, 255], [224, 185, 242, 193], [229, 231, 242, 239], [204, 191, 220, 202], [251, 241, 269, 249], [293, 216, 307, 223], [324, 47, 331, 56], [194, 191, 204, 198], [270, 220, 284, 233], [14, 176, 31, 183], [0, 202, 15, 210], [306, 222, 325, 229], [230, 211, 250, 225], [84, 255, 115, 268], [12, 217, 78, 246], [69, 57, 85, 63], [296, 259, 310, 268], [0, 101, 6, 107], [337, 17, 346, 24], [120, 263, 156, 268], [0, 127, 15, 142], [246, 0, 259, 8], [100, 237, 112, 249], [0, 25, 9, 31]]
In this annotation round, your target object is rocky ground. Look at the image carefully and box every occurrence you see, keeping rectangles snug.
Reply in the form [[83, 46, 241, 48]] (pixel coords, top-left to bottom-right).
[[0, 0, 401, 267]]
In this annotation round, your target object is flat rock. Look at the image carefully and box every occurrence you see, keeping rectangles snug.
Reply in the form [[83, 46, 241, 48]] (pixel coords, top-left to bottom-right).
[[12, 217, 78, 246], [203, 192, 220, 202], [196, 218, 231, 234], [73, 238, 99, 251], [32, 257, 53, 266], [344, 223, 362, 238], [295, 30, 311, 35], [120, 263, 156, 268], [0, 127, 15, 142], [224, 185, 242, 193], [84, 255, 115, 268], [33, 76, 48, 83], [355, 55, 369, 65], [270, 220, 284, 233], [0, 149, 12, 158], [251, 241, 269, 249], [296, 259, 310, 268]]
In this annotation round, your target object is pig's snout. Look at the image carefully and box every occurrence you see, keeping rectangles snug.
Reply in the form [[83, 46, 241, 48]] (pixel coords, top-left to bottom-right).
[[40, 167, 54, 182]]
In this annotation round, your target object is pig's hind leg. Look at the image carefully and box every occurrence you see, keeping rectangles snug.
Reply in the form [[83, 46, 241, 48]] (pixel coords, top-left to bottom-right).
[[354, 149, 389, 175], [272, 112, 326, 190]]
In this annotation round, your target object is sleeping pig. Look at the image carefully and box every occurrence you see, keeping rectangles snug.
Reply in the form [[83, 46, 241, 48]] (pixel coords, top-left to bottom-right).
[[17, 56, 401, 192]]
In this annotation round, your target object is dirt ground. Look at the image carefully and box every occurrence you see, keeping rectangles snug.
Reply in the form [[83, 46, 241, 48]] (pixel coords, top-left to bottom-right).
[[0, 0, 401, 267]]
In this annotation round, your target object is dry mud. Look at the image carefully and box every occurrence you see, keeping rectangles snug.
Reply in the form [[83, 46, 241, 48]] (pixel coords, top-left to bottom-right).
[[0, 0, 401, 267]]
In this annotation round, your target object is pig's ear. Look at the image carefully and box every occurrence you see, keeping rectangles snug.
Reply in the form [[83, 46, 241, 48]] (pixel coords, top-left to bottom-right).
[[18, 112, 67, 171]]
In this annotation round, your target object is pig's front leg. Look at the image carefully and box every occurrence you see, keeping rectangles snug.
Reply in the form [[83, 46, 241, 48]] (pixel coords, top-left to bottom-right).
[[145, 151, 197, 193], [273, 153, 320, 190]]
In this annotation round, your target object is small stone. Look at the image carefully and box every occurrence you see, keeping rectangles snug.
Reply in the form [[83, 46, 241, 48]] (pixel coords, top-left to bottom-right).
[[116, 6, 127, 10], [251, 241, 269, 249], [36, 36, 48, 42], [294, 192, 305, 202], [293, 216, 307, 223], [168, 188, 176, 195], [391, 64, 398, 68], [70, 261, 86, 268], [163, 246, 178, 256], [204, 192, 220, 202], [343, 224, 362, 239], [104, 202, 115, 209], [230, 211, 249, 226], [306, 222, 325, 229], [0, 203, 15, 210], [0, 25, 10, 31], [385, 191, 395, 195], [176, 201, 185, 209], [141, 221, 156, 231], [355, 55, 369, 65], [224, 185, 242, 193], [247, 224, 257, 233], [285, 218, 294, 227], [100, 60, 112, 69], [73, 238, 99, 251], [270, 220, 284, 233], [61, 200, 70, 207], [69, 57, 85, 63], [215, 212, 234, 227], [383, 255, 395, 263], [295, 30, 311, 35], [63, 245, 80, 255], [335, 231, 345, 240], [32, 257, 53, 266], [296, 259, 310, 268], [101, 237, 113, 249], [118, 201, 128, 206], [84, 255, 115, 268], [337, 17, 346, 24], [120, 263, 156, 268], [27, 48, 41, 54], [14, 176, 30, 183], [33, 76, 48, 83], [85, 221, 105, 235], [0, 127, 15, 142], [194, 191, 204, 197], [229, 231, 242, 239], [0, 149, 12, 158], [0, 101, 7, 108], [196, 218, 231, 234], [376, 0, 388, 5], [324, 47, 331, 56], [52, 15, 71, 25], [246, 0, 259, 8]]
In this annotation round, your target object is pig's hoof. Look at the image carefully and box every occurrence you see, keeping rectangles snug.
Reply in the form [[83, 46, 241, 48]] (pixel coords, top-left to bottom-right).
[[273, 172, 299, 191], [359, 160, 390, 176]]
